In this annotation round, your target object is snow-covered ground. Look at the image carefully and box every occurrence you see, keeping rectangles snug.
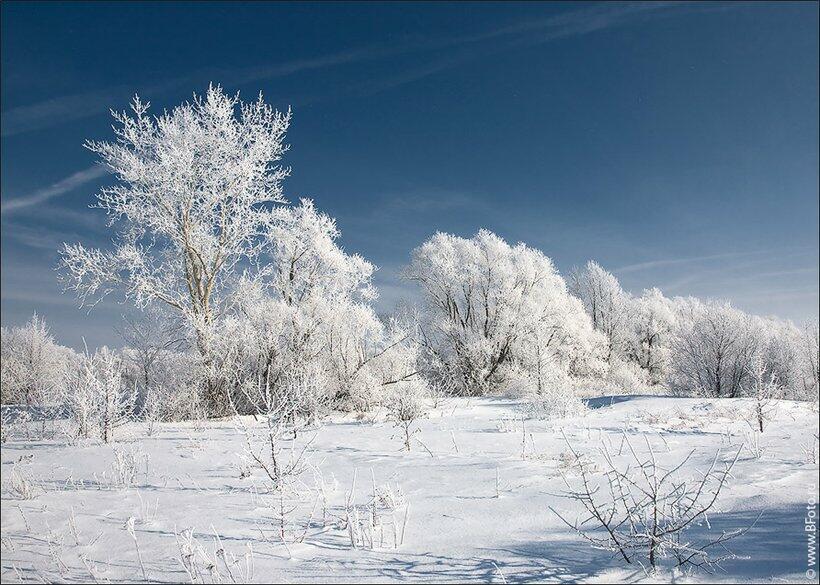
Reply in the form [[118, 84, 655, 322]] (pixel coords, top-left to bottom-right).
[[2, 395, 818, 583]]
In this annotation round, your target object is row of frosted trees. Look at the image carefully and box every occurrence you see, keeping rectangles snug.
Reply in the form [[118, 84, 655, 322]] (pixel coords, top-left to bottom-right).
[[2, 86, 817, 435]]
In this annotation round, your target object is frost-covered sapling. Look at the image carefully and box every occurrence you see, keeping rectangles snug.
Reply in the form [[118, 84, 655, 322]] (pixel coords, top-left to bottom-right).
[[746, 354, 783, 433], [383, 379, 429, 451], [61, 347, 136, 442], [229, 367, 321, 547], [95, 348, 137, 443], [62, 357, 97, 441]]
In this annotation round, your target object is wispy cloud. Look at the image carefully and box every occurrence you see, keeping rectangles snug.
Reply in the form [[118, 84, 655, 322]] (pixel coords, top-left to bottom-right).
[[2, 2, 707, 136], [613, 250, 774, 275], [731, 285, 820, 304], [1, 166, 107, 214], [311, 2, 701, 102], [0, 47, 375, 137], [3, 86, 134, 137], [752, 266, 818, 279], [1, 221, 83, 251]]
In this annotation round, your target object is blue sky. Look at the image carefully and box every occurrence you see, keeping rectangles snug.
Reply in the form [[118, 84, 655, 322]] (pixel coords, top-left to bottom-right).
[[2, 1, 818, 349]]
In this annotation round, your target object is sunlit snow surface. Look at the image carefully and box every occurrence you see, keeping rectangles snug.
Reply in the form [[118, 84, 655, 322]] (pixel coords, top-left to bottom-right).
[[2, 396, 818, 583]]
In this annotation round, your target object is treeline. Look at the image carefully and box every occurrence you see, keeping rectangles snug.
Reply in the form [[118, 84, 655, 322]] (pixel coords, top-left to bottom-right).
[[2, 236, 817, 423], [1, 85, 817, 435]]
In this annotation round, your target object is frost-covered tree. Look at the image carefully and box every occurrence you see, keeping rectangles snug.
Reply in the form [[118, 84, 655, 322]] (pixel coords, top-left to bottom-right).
[[405, 230, 602, 396], [214, 199, 411, 416], [669, 299, 758, 398], [266, 198, 376, 307], [0, 314, 74, 405], [628, 288, 676, 385], [265, 199, 387, 408], [751, 316, 802, 398], [797, 320, 819, 402], [569, 261, 632, 364], [60, 85, 292, 413], [666, 299, 814, 402], [118, 307, 187, 404]]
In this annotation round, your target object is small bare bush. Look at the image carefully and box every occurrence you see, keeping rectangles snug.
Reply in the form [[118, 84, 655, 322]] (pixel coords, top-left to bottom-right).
[[111, 443, 150, 488], [345, 470, 410, 549], [552, 433, 749, 572], [8, 464, 38, 499], [175, 527, 255, 583]]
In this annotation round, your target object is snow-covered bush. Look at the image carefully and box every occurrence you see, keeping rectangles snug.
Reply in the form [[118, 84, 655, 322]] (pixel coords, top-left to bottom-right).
[[745, 354, 783, 433], [95, 347, 137, 443], [174, 528, 256, 583], [148, 350, 206, 422], [364, 314, 429, 412], [517, 370, 587, 420], [110, 443, 149, 488], [345, 474, 410, 549], [8, 463, 39, 499], [604, 358, 654, 395], [63, 357, 97, 440], [280, 362, 332, 428], [323, 302, 387, 408]]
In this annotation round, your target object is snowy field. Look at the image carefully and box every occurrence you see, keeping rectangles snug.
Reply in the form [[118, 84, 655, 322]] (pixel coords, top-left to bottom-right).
[[1, 395, 818, 584]]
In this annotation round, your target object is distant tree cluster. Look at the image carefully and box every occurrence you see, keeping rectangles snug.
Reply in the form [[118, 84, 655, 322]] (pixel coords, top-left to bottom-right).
[[567, 261, 818, 402], [2, 85, 817, 429]]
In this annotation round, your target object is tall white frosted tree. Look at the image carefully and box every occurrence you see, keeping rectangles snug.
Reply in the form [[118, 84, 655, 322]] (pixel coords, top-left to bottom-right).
[[60, 85, 292, 413]]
